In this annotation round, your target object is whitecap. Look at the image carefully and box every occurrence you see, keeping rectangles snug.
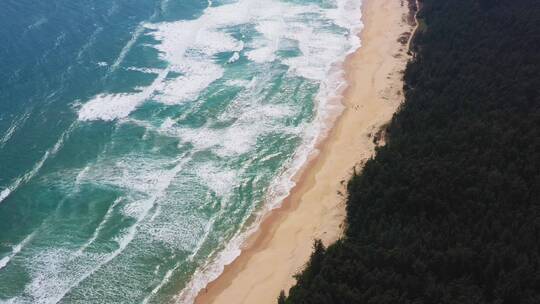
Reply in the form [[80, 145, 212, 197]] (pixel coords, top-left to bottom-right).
[[0, 123, 75, 204], [76, 197, 124, 254], [0, 231, 36, 270], [196, 164, 238, 200], [245, 46, 275, 63], [227, 51, 240, 63], [109, 23, 146, 73], [78, 70, 167, 121], [0, 109, 31, 149], [125, 66, 162, 74]]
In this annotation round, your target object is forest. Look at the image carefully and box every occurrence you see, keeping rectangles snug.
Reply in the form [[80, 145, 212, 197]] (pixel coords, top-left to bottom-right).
[[279, 0, 540, 302]]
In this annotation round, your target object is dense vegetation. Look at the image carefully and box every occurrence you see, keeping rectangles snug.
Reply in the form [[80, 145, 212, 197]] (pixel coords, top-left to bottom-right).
[[280, 0, 540, 303]]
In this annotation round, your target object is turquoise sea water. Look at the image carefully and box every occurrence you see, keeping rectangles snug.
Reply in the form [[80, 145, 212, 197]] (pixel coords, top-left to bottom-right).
[[0, 0, 361, 302]]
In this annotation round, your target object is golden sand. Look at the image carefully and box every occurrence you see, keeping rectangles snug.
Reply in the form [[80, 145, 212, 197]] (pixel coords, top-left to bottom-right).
[[195, 0, 414, 302]]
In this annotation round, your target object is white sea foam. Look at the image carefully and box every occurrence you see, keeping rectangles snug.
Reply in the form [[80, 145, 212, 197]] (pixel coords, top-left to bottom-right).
[[109, 23, 146, 73], [196, 164, 238, 200], [154, 60, 224, 105], [246, 46, 275, 63], [17, 152, 192, 304], [240, 1, 362, 81], [227, 51, 240, 63], [79, 0, 326, 122], [78, 2, 249, 121], [0, 109, 30, 149], [78, 70, 167, 121], [175, 0, 364, 302], [0, 123, 75, 204], [77, 27, 103, 62], [188, 215, 217, 261], [25, 228, 136, 304], [107, 1, 120, 17], [0, 231, 35, 271], [160, 117, 176, 130], [174, 219, 251, 304], [78, 92, 149, 122], [70, 0, 362, 302], [82, 155, 178, 201], [142, 214, 217, 304], [125, 66, 162, 74], [245, 18, 284, 63], [224, 78, 251, 87], [74, 165, 90, 186], [174, 102, 293, 157], [26, 17, 47, 32], [76, 197, 123, 254], [0, 1, 362, 303], [0, 188, 12, 204], [142, 261, 182, 304]]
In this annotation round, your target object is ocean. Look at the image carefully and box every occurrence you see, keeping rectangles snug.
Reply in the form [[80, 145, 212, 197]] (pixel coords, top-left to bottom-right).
[[0, 0, 362, 302]]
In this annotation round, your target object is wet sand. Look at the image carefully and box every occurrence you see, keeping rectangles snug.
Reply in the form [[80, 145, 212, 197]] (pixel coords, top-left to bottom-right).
[[195, 0, 414, 302]]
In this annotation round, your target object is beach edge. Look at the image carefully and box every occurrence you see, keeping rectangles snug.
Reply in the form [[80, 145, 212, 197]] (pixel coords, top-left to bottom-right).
[[193, 0, 415, 302]]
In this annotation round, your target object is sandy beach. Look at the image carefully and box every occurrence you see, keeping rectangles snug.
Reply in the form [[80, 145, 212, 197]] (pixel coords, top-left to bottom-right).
[[195, 0, 414, 302]]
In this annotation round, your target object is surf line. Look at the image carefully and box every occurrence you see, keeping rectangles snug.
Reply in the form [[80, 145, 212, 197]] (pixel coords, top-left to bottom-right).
[[0, 231, 36, 271], [0, 122, 76, 204], [106, 0, 172, 77]]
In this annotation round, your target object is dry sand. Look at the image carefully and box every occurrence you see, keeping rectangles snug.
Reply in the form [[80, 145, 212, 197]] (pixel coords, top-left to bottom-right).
[[195, 0, 414, 302]]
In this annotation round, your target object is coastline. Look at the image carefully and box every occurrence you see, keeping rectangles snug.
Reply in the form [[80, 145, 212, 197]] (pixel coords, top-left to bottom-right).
[[194, 0, 414, 302]]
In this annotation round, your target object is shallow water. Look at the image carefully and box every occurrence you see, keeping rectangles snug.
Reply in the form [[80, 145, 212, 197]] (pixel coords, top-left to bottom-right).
[[0, 0, 362, 302]]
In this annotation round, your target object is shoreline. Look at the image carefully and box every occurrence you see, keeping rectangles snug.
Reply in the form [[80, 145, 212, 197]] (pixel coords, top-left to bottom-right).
[[194, 0, 414, 302]]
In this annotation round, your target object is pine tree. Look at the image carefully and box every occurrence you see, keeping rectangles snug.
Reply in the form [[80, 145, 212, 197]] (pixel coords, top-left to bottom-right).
[[277, 290, 286, 304]]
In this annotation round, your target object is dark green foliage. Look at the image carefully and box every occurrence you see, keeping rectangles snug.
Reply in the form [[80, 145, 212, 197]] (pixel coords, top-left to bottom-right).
[[278, 290, 287, 304], [282, 0, 540, 303]]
